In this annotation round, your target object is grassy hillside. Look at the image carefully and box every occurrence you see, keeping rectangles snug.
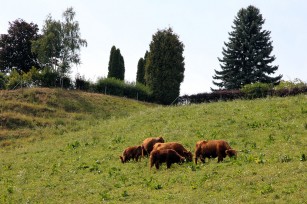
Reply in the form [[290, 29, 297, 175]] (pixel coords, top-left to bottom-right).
[[0, 89, 306, 203], [0, 88, 154, 144]]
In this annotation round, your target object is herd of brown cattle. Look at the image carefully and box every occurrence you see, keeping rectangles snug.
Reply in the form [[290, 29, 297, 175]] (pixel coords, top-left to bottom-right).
[[119, 136, 237, 169]]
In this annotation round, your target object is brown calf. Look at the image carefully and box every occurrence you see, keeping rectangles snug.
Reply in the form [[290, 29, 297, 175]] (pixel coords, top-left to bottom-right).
[[120, 145, 142, 163], [150, 149, 185, 169]]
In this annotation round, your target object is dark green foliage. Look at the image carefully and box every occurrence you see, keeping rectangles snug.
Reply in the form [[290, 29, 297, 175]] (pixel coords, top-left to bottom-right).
[[107, 46, 125, 80], [107, 46, 117, 78], [136, 51, 149, 84], [39, 68, 61, 87], [31, 16, 62, 69], [179, 79, 307, 104], [212, 5, 282, 90], [0, 19, 40, 73], [136, 58, 145, 84], [0, 72, 6, 89], [179, 90, 244, 104], [145, 27, 185, 105], [95, 77, 152, 101], [75, 75, 91, 91]]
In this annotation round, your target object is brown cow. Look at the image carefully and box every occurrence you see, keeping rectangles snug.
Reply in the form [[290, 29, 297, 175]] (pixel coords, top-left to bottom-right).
[[153, 142, 193, 162], [150, 149, 185, 169], [194, 140, 237, 164], [120, 145, 142, 163], [141, 136, 165, 157]]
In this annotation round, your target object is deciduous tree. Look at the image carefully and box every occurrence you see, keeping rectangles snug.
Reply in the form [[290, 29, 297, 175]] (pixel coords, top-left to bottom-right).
[[0, 19, 39, 73], [32, 7, 87, 77]]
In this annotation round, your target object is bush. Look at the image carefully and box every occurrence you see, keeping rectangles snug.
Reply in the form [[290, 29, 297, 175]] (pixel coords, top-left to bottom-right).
[[94, 77, 152, 102], [39, 68, 59, 87], [22, 67, 41, 87], [241, 83, 273, 99], [179, 90, 244, 104], [39, 68, 72, 89], [274, 79, 306, 90], [4, 67, 73, 90], [75, 75, 91, 91], [6, 69, 22, 90]]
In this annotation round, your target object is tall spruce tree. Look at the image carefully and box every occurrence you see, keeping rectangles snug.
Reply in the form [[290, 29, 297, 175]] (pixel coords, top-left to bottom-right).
[[212, 5, 282, 90], [145, 27, 185, 105], [107, 45, 125, 80]]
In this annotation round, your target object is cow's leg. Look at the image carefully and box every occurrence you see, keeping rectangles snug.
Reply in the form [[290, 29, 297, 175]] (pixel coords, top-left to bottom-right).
[[155, 162, 159, 169], [217, 154, 223, 162], [200, 155, 206, 163]]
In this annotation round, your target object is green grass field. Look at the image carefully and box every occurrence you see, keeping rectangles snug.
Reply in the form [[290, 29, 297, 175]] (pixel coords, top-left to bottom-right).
[[0, 88, 306, 203]]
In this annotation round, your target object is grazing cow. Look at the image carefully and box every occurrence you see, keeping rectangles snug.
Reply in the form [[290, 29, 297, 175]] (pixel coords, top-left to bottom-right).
[[150, 149, 185, 169], [141, 136, 165, 157], [194, 140, 237, 164], [120, 145, 142, 163], [153, 142, 193, 162]]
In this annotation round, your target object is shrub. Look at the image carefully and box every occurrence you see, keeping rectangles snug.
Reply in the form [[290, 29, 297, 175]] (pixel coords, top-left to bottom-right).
[[75, 75, 91, 91], [241, 82, 273, 99], [5, 67, 72, 90], [94, 77, 153, 102], [274, 79, 306, 90], [39, 68, 59, 87], [178, 90, 244, 104], [39, 67, 72, 88], [6, 69, 22, 90]]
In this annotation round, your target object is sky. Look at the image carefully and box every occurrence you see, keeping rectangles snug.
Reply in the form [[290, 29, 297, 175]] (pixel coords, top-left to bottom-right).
[[1, 0, 307, 95]]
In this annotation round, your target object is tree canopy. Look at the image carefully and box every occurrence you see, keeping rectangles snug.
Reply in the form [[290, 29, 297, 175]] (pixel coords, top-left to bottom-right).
[[145, 27, 185, 105], [107, 46, 125, 80], [0, 19, 39, 73], [136, 51, 149, 84], [32, 7, 87, 76], [212, 5, 282, 90]]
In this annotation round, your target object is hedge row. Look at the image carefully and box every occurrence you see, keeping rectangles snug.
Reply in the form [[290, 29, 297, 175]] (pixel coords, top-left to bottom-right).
[[0, 68, 154, 102], [94, 77, 153, 102], [178, 85, 307, 104]]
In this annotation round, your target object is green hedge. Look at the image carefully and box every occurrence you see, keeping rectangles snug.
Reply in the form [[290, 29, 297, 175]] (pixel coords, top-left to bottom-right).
[[94, 77, 153, 102]]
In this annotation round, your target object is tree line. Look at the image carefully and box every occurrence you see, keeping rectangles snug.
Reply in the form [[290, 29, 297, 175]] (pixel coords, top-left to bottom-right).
[[1, 5, 288, 104]]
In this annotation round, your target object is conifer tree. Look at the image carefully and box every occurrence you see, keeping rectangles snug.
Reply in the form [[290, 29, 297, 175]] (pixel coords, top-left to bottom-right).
[[107, 46, 125, 80], [145, 28, 185, 105], [136, 51, 149, 84], [212, 5, 282, 90], [136, 58, 145, 84]]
